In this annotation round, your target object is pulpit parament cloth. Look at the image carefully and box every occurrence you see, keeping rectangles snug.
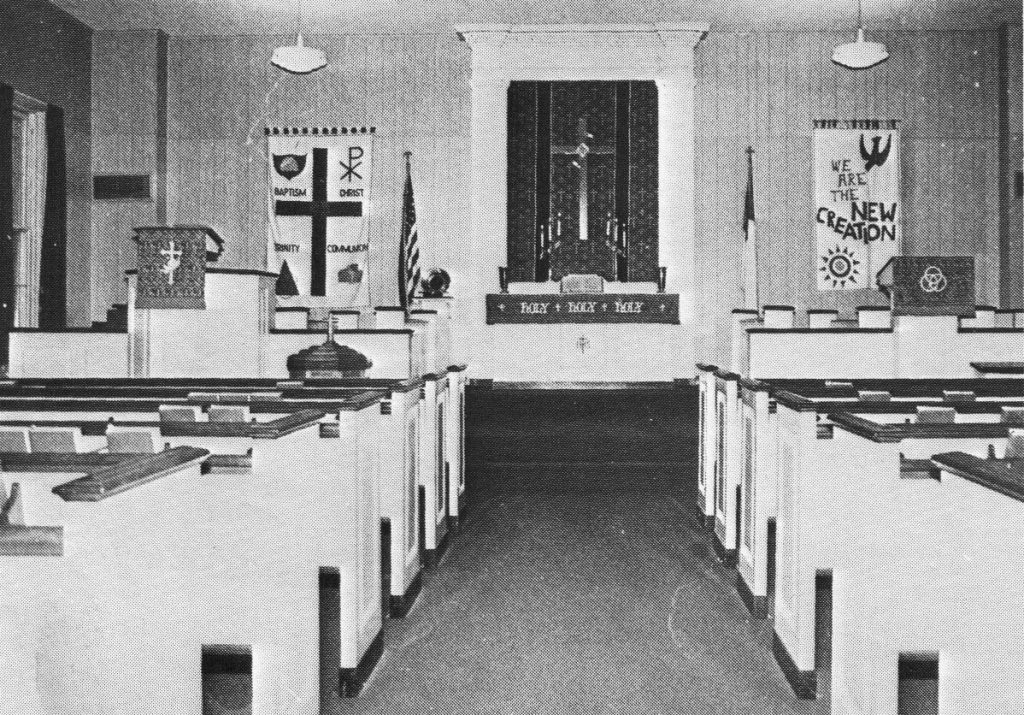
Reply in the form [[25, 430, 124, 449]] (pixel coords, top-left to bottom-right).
[[135, 226, 207, 309], [267, 132, 373, 304]]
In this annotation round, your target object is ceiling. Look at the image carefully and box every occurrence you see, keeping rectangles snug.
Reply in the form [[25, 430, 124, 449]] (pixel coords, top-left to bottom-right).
[[50, 0, 1021, 35]]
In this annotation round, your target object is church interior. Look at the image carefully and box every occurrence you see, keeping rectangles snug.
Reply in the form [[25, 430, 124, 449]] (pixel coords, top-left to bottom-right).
[[1, 0, 1023, 713]]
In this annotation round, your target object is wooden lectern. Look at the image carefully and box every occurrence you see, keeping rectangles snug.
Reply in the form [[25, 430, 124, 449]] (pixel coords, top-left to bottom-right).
[[876, 256, 976, 317]]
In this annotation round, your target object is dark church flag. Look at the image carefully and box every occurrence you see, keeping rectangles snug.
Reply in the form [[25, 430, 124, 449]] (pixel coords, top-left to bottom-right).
[[267, 130, 372, 304], [398, 152, 420, 312], [741, 146, 759, 310]]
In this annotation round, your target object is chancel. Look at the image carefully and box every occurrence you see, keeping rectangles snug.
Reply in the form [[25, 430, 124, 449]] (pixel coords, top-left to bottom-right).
[[1, 0, 1022, 714]]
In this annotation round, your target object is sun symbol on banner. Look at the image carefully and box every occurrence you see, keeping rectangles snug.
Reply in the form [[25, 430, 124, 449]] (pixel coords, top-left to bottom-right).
[[820, 246, 861, 288]]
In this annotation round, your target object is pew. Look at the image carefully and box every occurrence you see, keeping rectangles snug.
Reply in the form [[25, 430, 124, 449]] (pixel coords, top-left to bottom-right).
[[0, 371, 467, 567], [0, 401, 386, 712], [698, 373, 1024, 587], [735, 387, 1024, 620], [826, 450, 1024, 714], [418, 372, 451, 566], [771, 413, 1019, 704], [695, 369, 1024, 615], [0, 377, 439, 619]]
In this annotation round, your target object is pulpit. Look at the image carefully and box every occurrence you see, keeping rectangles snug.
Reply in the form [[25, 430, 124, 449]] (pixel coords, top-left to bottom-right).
[[127, 266, 276, 377]]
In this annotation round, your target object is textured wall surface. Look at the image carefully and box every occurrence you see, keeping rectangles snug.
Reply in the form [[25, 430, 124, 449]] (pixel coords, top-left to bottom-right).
[[91, 30, 167, 314], [90, 26, 1022, 369]]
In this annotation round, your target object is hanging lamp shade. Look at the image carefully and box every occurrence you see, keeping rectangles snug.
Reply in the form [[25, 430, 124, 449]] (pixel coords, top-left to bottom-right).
[[832, 27, 889, 69], [271, 33, 327, 74]]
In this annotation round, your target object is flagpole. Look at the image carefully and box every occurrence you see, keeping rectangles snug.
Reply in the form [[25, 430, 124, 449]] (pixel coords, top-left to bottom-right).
[[743, 145, 759, 311], [399, 151, 411, 315]]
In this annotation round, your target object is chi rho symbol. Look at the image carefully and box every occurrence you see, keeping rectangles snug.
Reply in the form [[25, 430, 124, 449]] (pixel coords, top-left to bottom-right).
[[160, 240, 182, 285]]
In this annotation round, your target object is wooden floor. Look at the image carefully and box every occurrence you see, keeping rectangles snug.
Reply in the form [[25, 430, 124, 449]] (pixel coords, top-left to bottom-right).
[[334, 386, 830, 714]]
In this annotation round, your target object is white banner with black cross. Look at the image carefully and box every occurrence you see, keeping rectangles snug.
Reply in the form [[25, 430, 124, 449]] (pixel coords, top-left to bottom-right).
[[267, 128, 374, 304], [814, 120, 901, 291]]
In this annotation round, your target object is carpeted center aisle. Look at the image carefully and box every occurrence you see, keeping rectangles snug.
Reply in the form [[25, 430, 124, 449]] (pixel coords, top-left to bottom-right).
[[335, 387, 827, 715]]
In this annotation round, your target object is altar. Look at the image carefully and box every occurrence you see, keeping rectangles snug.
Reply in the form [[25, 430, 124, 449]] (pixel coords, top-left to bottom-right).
[[455, 24, 707, 382]]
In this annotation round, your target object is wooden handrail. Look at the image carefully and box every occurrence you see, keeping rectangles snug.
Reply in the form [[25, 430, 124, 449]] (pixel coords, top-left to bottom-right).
[[51, 446, 209, 502]]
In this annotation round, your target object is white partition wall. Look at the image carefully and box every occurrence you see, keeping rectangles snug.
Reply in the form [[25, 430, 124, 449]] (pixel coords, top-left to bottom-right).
[[8, 331, 129, 378], [743, 316, 1024, 380]]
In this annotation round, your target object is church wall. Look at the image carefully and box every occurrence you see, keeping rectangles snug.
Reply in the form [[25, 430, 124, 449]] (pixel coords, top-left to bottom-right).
[[1004, 26, 1023, 308], [143, 27, 1016, 377], [694, 27, 1019, 366], [91, 30, 168, 318], [164, 34, 472, 315], [0, 0, 92, 327]]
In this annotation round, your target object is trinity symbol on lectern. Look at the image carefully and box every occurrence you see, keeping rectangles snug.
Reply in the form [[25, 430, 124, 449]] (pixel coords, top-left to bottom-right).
[[160, 241, 183, 285], [919, 266, 948, 293]]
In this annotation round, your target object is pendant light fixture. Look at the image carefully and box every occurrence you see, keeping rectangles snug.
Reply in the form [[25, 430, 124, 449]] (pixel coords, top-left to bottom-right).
[[832, 0, 889, 70], [271, 0, 327, 75]]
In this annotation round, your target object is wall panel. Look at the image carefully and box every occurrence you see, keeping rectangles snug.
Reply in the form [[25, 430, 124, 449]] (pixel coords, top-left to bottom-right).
[[693, 27, 1017, 365]]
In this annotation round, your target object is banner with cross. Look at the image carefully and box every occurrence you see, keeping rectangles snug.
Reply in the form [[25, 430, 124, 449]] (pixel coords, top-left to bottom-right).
[[267, 130, 374, 304]]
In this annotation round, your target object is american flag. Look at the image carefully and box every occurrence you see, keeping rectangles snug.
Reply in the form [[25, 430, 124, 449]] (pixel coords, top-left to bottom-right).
[[398, 152, 421, 311]]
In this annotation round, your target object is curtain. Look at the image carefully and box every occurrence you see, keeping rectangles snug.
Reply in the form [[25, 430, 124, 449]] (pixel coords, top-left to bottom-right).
[[0, 84, 15, 364], [39, 104, 66, 329], [15, 112, 46, 329]]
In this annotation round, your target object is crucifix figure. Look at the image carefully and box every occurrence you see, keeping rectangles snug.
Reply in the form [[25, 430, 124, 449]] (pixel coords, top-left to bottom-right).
[[550, 117, 615, 246], [275, 147, 362, 296]]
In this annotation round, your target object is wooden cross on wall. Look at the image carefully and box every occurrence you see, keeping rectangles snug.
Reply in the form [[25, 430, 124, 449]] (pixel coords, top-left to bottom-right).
[[550, 117, 615, 245]]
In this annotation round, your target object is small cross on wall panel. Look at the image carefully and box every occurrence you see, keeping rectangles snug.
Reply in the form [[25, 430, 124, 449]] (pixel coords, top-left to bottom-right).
[[93, 174, 153, 201]]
